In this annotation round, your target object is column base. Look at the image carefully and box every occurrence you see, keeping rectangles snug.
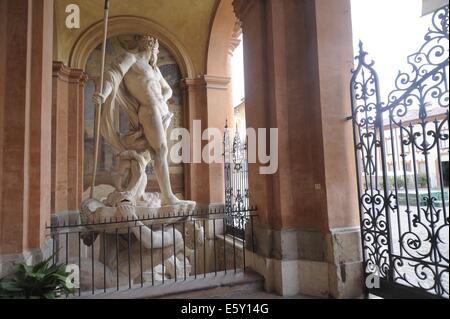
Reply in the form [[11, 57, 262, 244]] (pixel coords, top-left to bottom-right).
[[245, 224, 364, 298]]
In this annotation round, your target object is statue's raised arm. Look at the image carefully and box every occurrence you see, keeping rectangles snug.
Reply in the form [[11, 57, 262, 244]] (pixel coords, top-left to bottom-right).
[[92, 52, 136, 106]]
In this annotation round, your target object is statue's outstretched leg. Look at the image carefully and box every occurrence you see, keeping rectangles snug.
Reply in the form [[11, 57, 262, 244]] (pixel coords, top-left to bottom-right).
[[138, 105, 194, 207]]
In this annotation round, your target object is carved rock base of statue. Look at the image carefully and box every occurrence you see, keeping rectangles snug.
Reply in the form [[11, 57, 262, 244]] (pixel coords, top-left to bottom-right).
[[74, 222, 203, 291], [77, 151, 203, 291], [81, 199, 196, 230], [80, 150, 196, 232], [148, 254, 192, 282]]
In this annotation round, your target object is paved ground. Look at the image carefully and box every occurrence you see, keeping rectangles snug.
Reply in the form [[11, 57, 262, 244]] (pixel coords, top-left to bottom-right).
[[207, 291, 318, 299]]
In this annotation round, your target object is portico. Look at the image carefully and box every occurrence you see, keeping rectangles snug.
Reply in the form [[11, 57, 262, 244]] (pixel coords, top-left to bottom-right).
[[4, 0, 443, 299]]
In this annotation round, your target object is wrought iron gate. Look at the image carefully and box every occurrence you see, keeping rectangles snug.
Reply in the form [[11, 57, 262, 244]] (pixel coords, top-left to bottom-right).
[[223, 122, 250, 238], [350, 5, 449, 299]]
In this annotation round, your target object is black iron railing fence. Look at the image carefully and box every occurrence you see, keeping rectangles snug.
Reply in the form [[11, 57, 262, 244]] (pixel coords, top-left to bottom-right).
[[48, 207, 257, 297]]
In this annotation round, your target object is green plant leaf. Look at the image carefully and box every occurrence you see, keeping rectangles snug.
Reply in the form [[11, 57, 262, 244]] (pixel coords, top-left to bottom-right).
[[0, 253, 72, 299], [43, 291, 56, 299]]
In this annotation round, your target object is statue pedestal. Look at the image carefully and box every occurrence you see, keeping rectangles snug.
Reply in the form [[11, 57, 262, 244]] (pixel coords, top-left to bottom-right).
[[77, 197, 202, 289], [80, 197, 197, 234]]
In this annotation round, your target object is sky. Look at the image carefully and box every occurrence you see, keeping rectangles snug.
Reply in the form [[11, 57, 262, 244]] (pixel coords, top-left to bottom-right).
[[350, 0, 432, 102], [231, 0, 434, 107], [232, 34, 245, 107]]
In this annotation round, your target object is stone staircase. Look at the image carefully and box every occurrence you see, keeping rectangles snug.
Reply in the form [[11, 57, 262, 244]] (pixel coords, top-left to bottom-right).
[[77, 270, 265, 299], [161, 271, 265, 299]]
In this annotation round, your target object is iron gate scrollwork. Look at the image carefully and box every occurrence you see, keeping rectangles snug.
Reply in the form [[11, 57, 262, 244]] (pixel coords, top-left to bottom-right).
[[224, 122, 250, 239], [351, 5, 449, 299]]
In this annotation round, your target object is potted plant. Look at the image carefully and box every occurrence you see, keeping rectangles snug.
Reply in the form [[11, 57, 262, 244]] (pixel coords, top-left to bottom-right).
[[0, 254, 74, 299]]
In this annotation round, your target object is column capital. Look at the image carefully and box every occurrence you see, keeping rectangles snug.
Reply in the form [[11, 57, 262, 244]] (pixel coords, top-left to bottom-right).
[[180, 77, 206, 92], [53, 61, 87, 84], [203, 75, 231, 90], [69, 68, 88, 85], [181, 75, 232, 92], [52, 61, 71, 80]]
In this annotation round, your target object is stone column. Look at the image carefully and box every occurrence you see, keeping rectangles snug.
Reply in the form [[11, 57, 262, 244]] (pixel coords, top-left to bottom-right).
[[51, 62, 87, 214], [181, 76, 232, 206], [204, 75, 232, 204], [0, 0, 54, 275], [181, 78, 209, 204], [67, 68, 87, 210], [51, 62, 69, 214], [233, 0, 362, 298]]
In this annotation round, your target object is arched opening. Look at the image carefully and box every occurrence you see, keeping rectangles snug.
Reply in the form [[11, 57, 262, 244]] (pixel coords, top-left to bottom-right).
[[196, 0, 245, 206], [205, 0, 250, 240], [206, 0, 242, 129]]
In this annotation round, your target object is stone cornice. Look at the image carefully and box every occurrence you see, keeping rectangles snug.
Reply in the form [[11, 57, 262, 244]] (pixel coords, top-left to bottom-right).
[[53, 61, 71, 79], [53, 61, 88, 84], [180, 77, 206, 91], [69, 68, 89, 84], [181, 75, 231, 92]]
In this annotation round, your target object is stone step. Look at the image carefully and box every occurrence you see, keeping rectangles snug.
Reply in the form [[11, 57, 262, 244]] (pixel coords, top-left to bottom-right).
[[162, 271, 265, 299], [76, 270, 265, 299]]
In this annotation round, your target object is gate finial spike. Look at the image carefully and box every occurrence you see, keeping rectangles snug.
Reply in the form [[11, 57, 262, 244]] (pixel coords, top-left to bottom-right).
[[358, 40, 365, 54]]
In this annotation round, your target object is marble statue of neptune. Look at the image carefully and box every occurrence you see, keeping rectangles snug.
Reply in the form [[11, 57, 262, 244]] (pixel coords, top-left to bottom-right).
[[92, 35, 193, 209]]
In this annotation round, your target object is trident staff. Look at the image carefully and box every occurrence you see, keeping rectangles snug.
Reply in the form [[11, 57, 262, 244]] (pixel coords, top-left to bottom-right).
[[90, 0, 110, 199]]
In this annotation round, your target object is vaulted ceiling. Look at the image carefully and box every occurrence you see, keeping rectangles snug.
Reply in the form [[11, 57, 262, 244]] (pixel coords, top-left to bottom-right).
[[54, 0, 221, 75]]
